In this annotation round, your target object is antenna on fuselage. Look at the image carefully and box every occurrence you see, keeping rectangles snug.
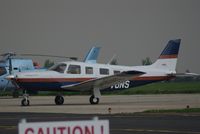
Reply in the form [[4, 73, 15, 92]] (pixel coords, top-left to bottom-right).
[[107, 54, 118, 65]]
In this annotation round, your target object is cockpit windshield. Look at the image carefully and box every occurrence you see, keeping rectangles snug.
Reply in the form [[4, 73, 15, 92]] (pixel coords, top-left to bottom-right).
[[49, 63, 67, 73], [0, 67, 7, 76]]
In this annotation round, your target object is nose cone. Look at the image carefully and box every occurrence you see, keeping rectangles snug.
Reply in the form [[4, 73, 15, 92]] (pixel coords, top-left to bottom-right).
[[6, 75, 16, 80]]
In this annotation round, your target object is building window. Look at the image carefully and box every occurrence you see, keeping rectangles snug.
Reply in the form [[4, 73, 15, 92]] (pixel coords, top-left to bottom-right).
[[85, 67, 93, 74], [99, 68, 109, 75], [67, 65, 81, 74]]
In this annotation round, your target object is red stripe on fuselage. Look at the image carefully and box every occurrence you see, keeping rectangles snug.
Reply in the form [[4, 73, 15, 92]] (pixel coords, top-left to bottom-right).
[[159, 54, 177, 59]]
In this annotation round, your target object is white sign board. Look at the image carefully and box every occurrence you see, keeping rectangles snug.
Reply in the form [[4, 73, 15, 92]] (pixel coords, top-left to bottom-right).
[[19, 118, 109, 134]]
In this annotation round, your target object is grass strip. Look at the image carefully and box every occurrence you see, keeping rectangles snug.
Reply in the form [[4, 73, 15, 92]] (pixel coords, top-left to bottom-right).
[[144, 108, 200, 113]]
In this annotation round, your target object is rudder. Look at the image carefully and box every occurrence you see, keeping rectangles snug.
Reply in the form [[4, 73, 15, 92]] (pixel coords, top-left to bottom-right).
[[151, 39, 181, 72]]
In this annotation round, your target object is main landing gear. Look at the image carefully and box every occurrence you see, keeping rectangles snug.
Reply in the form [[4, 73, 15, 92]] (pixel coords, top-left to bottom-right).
[[89, 88, 101, 105], [55, 95, 64, 105], [89, 95, 99, 104]]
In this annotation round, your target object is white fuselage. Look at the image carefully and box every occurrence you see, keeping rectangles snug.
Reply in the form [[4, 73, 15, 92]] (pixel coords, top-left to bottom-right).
[[11, 61, 174, 91]]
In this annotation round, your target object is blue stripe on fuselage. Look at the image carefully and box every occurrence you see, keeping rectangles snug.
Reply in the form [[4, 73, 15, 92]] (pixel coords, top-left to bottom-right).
[[17, 79, 162, 92], [18, 82, 79, 91]]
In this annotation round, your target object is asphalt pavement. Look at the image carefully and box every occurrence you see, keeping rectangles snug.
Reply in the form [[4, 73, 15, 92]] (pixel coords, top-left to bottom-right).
[[0, 94, 200, 134], [0, 94, 200, 114], [0, 112, 200, 134]]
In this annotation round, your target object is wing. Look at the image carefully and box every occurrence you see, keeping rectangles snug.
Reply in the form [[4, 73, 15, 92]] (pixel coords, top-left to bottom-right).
[[61, 70, 145, 91]]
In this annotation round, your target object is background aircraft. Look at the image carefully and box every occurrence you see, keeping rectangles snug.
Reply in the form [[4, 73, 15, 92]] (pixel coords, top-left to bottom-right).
[[0, 53, 42, 97], [7, 39, 181, 106], [0, 47, 100, 97]]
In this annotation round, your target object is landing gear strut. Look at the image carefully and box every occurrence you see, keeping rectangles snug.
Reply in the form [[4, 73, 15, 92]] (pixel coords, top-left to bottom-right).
[[55, 95, 64, 105]]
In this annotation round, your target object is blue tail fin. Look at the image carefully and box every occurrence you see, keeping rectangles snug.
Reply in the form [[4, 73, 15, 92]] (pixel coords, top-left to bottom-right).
[[84, 47, 101, 63], [159, 39, 181, 59], [151, 39, 181, 72]]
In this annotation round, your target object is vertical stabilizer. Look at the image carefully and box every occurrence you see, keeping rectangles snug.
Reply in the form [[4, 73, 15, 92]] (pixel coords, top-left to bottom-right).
[[151, 39, 181, 72]]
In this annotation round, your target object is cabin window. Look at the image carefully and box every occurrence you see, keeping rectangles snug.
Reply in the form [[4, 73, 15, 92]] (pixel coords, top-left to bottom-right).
[[68, 65, 81, 74], [49, 63, 67, 73], [114, 70, 120, 74], [0, 67, 7, 76], [99, 68, 109, 75], [85, 67, 93, 74]]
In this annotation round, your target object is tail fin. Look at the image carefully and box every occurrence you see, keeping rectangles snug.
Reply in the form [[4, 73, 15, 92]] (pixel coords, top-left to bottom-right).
[[151, 39, 181, 72], [84, 47, 101, 63]]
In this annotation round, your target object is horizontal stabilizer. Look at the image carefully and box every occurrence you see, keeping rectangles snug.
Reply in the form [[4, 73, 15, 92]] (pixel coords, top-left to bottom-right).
[[173, 73, 200, 78]]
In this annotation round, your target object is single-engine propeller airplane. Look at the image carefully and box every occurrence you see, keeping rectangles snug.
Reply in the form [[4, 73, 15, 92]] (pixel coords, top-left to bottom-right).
[[7, 39, 181, 106]]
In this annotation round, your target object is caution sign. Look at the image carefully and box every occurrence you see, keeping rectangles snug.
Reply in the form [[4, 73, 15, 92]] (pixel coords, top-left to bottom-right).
[[18, 118, 109, 134]]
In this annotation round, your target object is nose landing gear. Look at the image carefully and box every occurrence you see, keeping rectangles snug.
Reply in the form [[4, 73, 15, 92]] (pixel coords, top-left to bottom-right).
[[21, 94, 30, 106]]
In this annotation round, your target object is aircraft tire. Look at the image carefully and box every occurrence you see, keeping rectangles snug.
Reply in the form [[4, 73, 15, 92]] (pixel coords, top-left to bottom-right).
[[55, 95, 64, 105], [21, 99, 30, 106], [89, 95, 99, 104]]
